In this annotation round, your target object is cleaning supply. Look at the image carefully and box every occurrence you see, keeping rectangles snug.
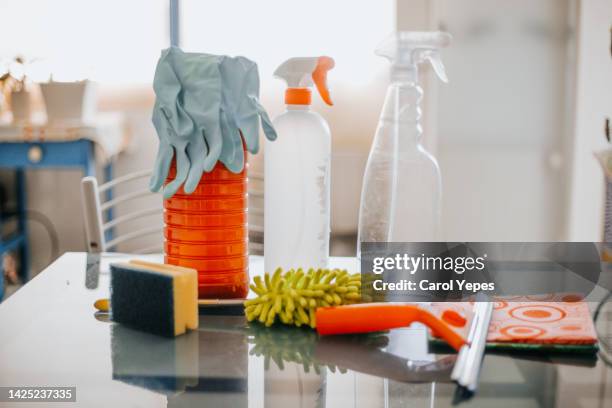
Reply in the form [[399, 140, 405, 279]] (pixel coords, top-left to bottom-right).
[[217, 56, 277, 172], [357, 32, 451, 252], [430, 300, 599, 353], [149, 48, 277, 299], [96, 269, 244, 313], [149, 47, 223, 198], [164, 153, 249, 299], [450, 300, 493, 393], [265, 56, 334, 274], [94, 298, 109, 312], [109, 260, 198, 337], [596, 150, 612, 261], [315, 303, 466, 352], [245, 267, 361, 328], [149, 48, 277, 198], [95, 296, 244, 313]]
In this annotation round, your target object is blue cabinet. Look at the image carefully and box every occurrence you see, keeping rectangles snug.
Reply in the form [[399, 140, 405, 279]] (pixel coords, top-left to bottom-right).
[[0, 139, 102, 292]]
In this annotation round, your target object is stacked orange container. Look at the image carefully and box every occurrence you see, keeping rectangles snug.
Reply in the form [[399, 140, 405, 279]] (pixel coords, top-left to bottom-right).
[[163, 150, 249, 299]]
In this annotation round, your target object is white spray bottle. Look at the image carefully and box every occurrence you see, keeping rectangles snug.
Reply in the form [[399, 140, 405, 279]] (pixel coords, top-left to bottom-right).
[[358, 32, 451, 256], [265, 56, 335, 273]]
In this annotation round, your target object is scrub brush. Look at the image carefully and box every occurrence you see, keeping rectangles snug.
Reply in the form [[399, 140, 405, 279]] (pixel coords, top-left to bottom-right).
[[245, 268, 365, 328]]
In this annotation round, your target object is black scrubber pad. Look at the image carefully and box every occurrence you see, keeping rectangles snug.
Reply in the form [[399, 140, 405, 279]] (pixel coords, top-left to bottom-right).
[[111, 264, 175, 337]]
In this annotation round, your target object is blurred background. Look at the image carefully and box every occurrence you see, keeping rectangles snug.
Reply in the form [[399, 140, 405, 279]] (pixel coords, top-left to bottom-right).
[[0, 0, 610, 297]]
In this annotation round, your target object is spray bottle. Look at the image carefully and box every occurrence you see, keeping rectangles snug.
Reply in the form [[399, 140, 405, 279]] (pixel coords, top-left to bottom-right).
[[358, 32, 451, 256], [265, 56, 335, 273]]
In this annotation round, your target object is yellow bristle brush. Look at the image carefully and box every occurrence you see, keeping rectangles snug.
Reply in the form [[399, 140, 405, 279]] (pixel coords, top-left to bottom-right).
[[245, 268, 365, 328]]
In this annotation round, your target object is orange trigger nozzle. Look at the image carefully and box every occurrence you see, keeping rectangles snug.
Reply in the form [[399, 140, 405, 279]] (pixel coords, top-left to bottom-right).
[[312, 56, 335, 106]]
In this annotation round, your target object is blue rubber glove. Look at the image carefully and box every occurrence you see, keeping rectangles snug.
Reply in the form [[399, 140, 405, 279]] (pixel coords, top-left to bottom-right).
[[149, 47, 223, 198], [217, 56, 277, 173], [150, 49, 278, 196]]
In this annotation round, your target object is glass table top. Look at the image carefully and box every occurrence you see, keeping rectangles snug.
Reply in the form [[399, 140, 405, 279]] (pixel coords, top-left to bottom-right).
[[0, 253, 611, 407]]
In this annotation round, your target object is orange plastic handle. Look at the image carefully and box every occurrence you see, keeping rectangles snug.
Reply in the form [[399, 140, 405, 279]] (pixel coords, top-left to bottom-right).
[[312, 56, 334, 106], [316, 303, 466, 352]]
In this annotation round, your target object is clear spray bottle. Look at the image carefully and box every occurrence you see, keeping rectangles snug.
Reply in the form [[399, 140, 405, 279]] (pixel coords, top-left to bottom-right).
[[357, 32, 451, 256]]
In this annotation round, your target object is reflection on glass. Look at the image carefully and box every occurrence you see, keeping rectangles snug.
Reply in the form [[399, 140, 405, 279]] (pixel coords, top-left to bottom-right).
[[169, 316, 249, 407], [107, 312, 606, 407], [109, 317, 457, 407], [111, 324, 199, 394], [110, 316, 249, 407], [247, 324, 454, 382]]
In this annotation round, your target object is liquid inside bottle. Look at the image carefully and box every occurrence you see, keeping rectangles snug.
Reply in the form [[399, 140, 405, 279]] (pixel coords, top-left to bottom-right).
[[358, 80, 442, 257], [264, 105, 331, 273], [358, 31, 450, 257], [164, 149, 249, 299]]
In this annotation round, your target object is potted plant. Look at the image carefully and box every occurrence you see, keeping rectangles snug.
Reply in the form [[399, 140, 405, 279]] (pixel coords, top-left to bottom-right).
[[40, 79, 97, 125], [0, 56, 32, 124]]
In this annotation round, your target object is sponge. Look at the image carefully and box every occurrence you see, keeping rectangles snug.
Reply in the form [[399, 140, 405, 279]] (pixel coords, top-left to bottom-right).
[[110, 260, 198, 337]]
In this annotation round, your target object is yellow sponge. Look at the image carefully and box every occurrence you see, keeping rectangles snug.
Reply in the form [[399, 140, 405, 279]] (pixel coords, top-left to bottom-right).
[[110, 260, 198, 337]]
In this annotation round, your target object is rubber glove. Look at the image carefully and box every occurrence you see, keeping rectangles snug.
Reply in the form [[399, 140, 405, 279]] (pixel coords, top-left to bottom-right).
[[149, 47, 223, 198], [217, 56, 277, 173]]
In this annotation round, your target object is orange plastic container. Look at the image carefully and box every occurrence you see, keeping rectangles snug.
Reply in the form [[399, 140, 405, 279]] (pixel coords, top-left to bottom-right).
[[165, 240, 247, 257], [164, 226, 247, 243], [165, 255, 249, 271], [164, 152, 249, 299], [164, 211, 247, 228]]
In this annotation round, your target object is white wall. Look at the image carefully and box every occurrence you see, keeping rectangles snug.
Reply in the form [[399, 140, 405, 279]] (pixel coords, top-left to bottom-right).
[[565, 0, 612, 241], [436, 0, 575, 241]]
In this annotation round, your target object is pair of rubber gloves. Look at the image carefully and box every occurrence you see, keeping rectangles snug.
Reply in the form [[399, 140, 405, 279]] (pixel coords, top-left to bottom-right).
[[149, 47, 277, 198]]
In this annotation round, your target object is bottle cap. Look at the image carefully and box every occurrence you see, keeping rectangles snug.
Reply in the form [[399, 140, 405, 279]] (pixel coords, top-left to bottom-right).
[[274, 56, 335, 105]]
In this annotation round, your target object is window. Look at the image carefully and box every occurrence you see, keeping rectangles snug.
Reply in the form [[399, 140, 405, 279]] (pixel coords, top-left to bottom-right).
[[0, 0, 167, 84]]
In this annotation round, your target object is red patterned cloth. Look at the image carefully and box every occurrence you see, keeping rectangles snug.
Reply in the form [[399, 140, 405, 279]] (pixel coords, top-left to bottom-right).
[[431, 299, 597, 345]]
